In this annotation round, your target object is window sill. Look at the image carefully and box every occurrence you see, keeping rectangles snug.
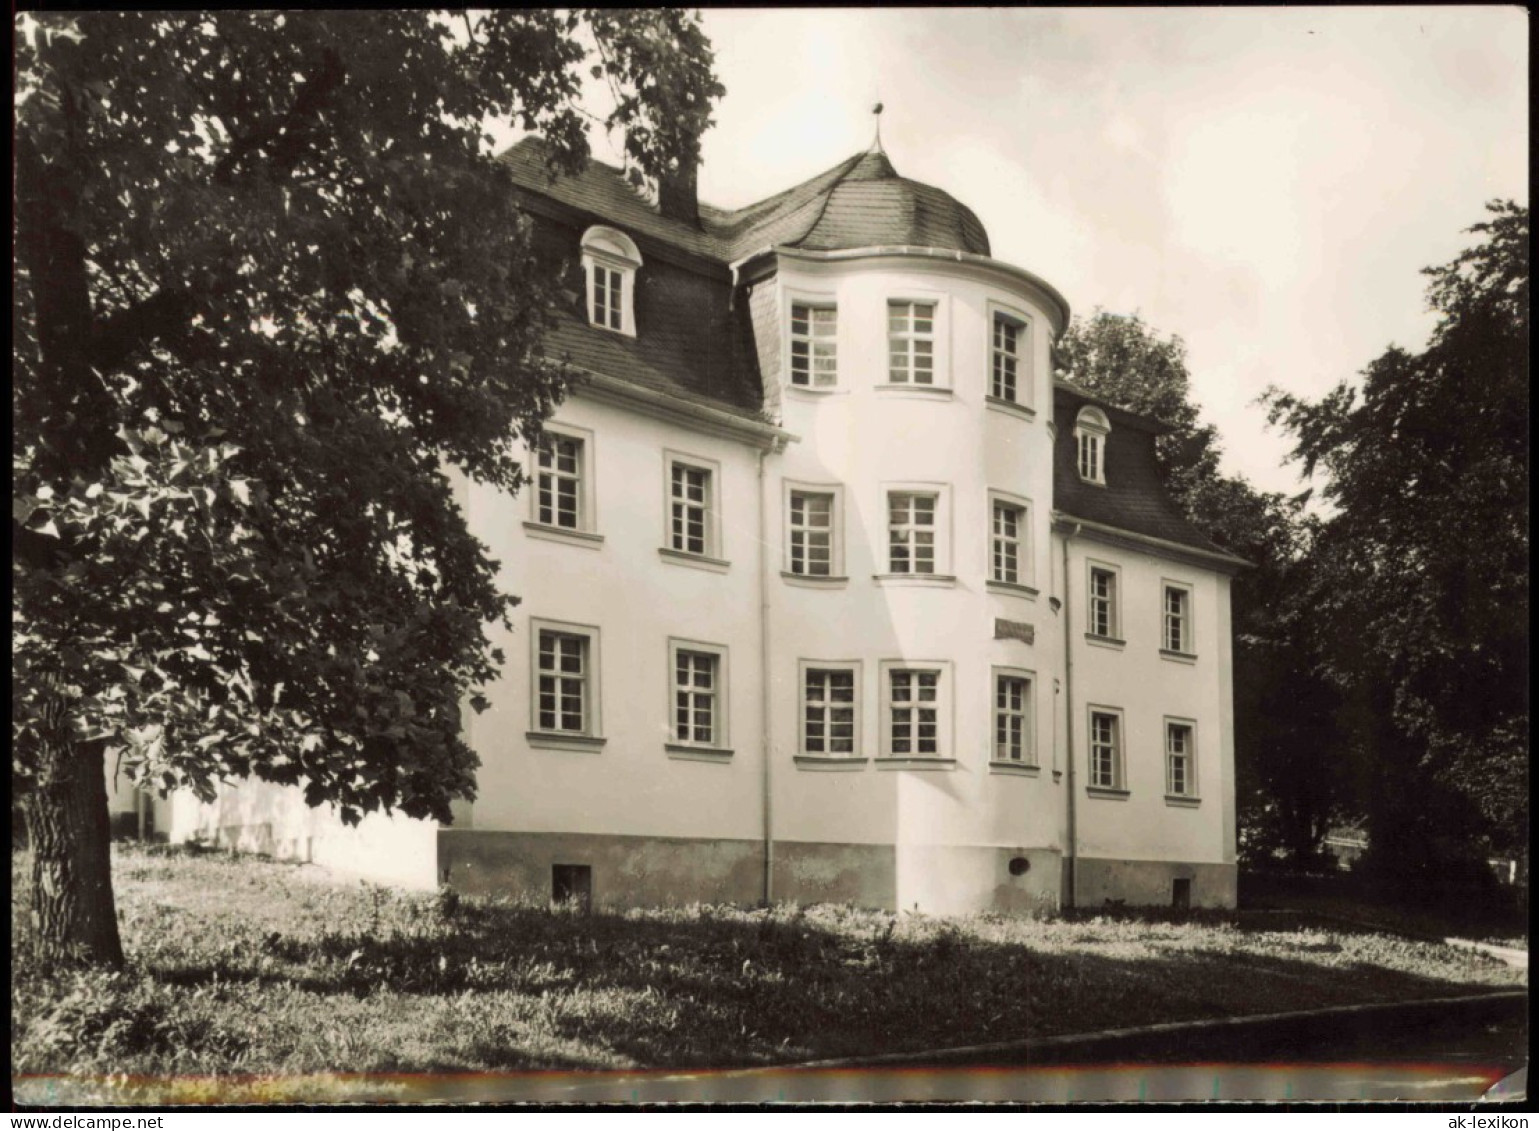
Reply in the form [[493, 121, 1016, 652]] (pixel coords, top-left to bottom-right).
[[1085, 785, 1130, 800], [1084, 634, 1126, 650], [985, 395, 1036, 421], [989, 760, 1041, 777], [1160, 649, 1199, 665], [526, 731, 607, 753], [873, 573, 958, 589], [877, 756, 957, 770], [586, 321, 636, 339], [794, 756, 869, 771], [1077, 477, 1107, 488], [781, 571, 850, 590], [523, 522, 604, 549], [665, 744, 734, 763], [1165, 794, 1202, 808], [875, 384, 953, 400], [785, 385, 848, 398], [658, 547, 731, 574], [986, 580, 1039, 599]]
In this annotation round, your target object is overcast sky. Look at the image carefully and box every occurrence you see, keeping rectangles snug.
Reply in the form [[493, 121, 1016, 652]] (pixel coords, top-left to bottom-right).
[[559, 7, 1528, 496]]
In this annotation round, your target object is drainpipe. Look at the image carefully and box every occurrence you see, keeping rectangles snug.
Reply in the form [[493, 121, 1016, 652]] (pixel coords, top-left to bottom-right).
[[758, 445, 774, 904], [1061, 523, 1082, 911]]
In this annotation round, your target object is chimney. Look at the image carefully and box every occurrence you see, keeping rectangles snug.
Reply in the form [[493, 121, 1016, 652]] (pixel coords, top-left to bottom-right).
[[657, 159, 699, 226]]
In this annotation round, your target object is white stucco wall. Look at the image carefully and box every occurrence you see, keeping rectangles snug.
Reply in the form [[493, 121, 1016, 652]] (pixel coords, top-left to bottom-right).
[[461, 246, 1235, 908], [170, 778, 441, 890], [1060, 534, 1235, 868], [764, 254, 1067, 862], [464, 394, 768, 845]]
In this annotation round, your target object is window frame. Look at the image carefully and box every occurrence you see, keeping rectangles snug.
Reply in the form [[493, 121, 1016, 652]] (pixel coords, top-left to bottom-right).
[[986, 303, 1034, 413], [527, 618, 605, 751], [1086, 705, 1126, 793], [990, 665, 1038, 771], [880, 293, 951, 394], [878, 482, 953, 583], [1161, 579, 1197, 659], [1074, 406, 1110, 485], [782, 479, 845, 583], [580, 226, 641, 338], [665, 637, 731, 760], [878, 659, 954, 764], [1164, 717, 1199, 801], [986, 488, 1035, 594], [660, 449, 727, 569], [796, 659, 864, 764], [1085, 559, 1123, 644], [525, 421, 599, 543], [787, 298, 840, 390]]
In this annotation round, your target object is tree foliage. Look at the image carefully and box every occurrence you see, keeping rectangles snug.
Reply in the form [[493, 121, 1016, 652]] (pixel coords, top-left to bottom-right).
[[1266, 201, 1529, 866], [13, 10, 723, 963]]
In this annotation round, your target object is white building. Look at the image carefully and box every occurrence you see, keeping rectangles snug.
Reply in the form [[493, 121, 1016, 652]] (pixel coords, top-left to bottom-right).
[[130, 135, 1246, 912]]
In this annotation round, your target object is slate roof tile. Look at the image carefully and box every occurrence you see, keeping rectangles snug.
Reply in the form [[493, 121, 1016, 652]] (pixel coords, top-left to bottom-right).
[[499, 137, 990, 263], [1054, 385, 1244, 561]]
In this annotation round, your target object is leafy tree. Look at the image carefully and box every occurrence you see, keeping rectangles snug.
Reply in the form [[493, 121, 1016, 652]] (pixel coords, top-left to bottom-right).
[[13, 11, 723, 966], [1058, 311, 1350, 866], [1265, 202, 1529, 892]]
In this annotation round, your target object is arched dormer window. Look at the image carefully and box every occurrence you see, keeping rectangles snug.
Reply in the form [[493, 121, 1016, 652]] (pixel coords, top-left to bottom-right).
[[580, 226, 641, 336], [1075, 406, 1110, 485]]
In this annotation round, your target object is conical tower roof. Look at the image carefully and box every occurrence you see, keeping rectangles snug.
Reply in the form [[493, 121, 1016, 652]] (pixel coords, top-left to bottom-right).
[[712, 145, 991, 260]]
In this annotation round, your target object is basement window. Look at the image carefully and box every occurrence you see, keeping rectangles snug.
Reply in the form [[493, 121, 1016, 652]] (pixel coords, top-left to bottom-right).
[[552, 864, 592, 912], [1172, 877, 1191, 911]]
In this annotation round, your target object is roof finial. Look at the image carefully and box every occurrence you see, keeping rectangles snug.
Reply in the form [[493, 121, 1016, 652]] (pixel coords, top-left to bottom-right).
[[869, 101, 885, 154]]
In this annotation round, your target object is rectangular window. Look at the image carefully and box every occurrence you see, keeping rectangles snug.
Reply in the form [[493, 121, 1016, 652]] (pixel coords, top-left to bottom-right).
[[1089, 709, 1122, 789], [887, 668, 941, 756], [992, 501, 1025, 584], [1166, 721, 1196, 797], [1077, 432, 1102, 483], [673, 649, 719, 746], [670, 463, 711, 556], [991, 315, 1022, 402], [536, 434, 583, 529], [803, 666, 858, 756], [789, 490, 834, 576], [888, 301, 936, 385], [1089, 566, 1118, 638], [665, 639, 729, 753], [993, 672, 1034, 764], [790, 303, 838, 388], [888, 492, 937, 574], [1164, 584, 1192, 653], [590, 264, 622, 331], [537, 630, 589, 734]]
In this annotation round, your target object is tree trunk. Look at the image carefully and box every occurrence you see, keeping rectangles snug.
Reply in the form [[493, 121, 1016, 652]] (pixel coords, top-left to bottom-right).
[[21, 737, 125, 969]]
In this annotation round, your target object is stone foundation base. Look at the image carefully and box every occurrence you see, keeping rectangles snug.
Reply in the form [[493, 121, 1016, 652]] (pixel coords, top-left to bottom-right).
[[439, 829, 764, 906], [439, 830, 1066, 914], [1072, 857, 1237, 909]]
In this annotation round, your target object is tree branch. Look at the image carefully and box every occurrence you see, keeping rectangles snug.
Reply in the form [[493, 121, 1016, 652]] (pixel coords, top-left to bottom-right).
[[87, 287, 198, 375], [213, 45, 346, 185]]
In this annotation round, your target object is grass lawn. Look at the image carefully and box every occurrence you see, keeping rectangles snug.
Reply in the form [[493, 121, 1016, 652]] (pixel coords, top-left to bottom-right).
[[1239, 870, 1529, 950], [12, 844, 1526, 1104]]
